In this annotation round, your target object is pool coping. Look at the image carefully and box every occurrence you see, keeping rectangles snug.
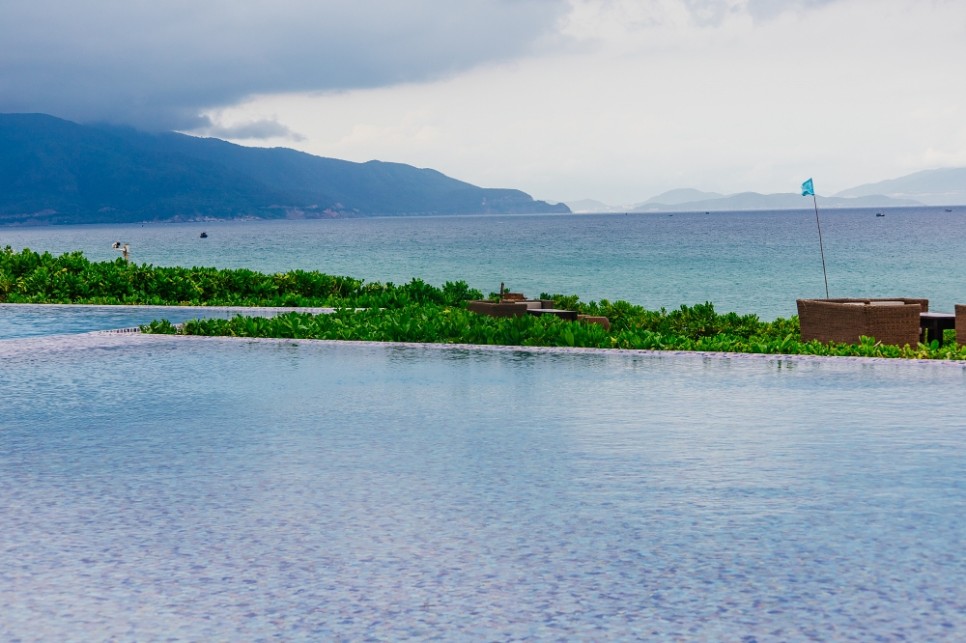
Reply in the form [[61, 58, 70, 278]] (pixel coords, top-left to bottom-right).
[[3, 327, 965, 370]]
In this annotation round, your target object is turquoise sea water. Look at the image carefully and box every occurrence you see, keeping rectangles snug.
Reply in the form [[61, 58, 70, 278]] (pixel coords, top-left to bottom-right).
[[2, 210, 966, 639], [3, 206, 965, 319]]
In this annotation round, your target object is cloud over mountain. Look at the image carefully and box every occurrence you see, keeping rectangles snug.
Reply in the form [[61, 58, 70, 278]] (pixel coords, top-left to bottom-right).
[[0, 0, 569, 132]]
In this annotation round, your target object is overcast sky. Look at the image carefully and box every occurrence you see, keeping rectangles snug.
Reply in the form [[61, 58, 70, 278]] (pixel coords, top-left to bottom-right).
[[3, 0, 965, 204]]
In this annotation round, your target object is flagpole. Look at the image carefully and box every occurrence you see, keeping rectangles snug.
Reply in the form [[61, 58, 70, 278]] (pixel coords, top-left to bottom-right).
[[811, 192, 830, 299]]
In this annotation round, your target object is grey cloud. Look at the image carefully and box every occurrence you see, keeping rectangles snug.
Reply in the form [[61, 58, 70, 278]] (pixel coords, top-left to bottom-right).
[[202, 118, 306, 142], [0, 0, 570, 130]]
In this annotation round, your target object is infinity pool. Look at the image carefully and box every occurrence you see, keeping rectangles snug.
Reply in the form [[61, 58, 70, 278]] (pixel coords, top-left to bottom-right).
[[0, 303, 335, 339], [0, 303, 240, 339], [2, 330, 965, 640]]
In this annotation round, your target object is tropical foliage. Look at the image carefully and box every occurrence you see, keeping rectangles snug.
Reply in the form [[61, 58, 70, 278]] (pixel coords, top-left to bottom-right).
[[5, 247, 963, 359], [142, 304, 965, 360], [0, 246, 479, 307]]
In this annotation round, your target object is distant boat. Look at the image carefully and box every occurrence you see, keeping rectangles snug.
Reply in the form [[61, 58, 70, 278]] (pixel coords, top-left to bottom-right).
[[875, 212, 884, 217], [945, 208, 953, 213], [200, 231, 208, 238]]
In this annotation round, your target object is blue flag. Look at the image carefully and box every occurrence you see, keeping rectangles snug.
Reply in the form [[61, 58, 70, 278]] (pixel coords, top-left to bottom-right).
[[801, 178, 815, 196]]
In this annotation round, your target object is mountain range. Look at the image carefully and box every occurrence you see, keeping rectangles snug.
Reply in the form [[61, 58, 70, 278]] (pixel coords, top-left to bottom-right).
[[0, 113, 569, 225], [569, 170, 966, 213], [4, 113, 963, 224]]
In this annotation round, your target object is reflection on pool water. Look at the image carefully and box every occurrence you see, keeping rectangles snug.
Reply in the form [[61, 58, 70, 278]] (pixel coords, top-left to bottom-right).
[[2, 332, 965, 640]]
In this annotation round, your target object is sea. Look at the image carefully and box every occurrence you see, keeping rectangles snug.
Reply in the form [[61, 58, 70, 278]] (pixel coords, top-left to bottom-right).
[[2, 207, 966, 640], [2, 206, 965, 320]]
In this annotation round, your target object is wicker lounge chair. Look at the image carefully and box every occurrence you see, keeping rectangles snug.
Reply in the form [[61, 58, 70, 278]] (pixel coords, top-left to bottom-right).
[[797, 298, 928, 346]]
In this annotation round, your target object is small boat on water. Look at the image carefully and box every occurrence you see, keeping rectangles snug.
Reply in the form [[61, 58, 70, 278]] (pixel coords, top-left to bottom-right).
[[200, 232, 208, 238], [945, 208, 953, 213], [875, 212, 884, 217]]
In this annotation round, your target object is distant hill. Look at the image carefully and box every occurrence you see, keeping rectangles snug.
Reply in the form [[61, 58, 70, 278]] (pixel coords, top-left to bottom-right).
[[567, 168, 966, 213], [834, 168, 966, 206], [0, 113, 569, 225], [566, 199, 623, 214], [631, 191, 921, 213], [567, 189, 920, 214], [636, 188, 725, 207]]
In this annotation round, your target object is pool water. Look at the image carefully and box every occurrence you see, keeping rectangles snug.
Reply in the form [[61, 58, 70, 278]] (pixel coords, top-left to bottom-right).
[[2, 333, 965, 640], [0, 304, 236, 339], [0, 303, 336, 339]]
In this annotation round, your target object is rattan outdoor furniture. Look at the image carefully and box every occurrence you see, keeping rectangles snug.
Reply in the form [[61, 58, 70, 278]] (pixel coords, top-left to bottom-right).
[[797, 298, 928, 346], [467, 295, 606, 324], [467, 297, 558, 317]]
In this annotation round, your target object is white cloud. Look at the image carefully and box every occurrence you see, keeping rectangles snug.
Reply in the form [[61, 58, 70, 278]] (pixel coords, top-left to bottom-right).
[[196, 0, 966, 203]]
